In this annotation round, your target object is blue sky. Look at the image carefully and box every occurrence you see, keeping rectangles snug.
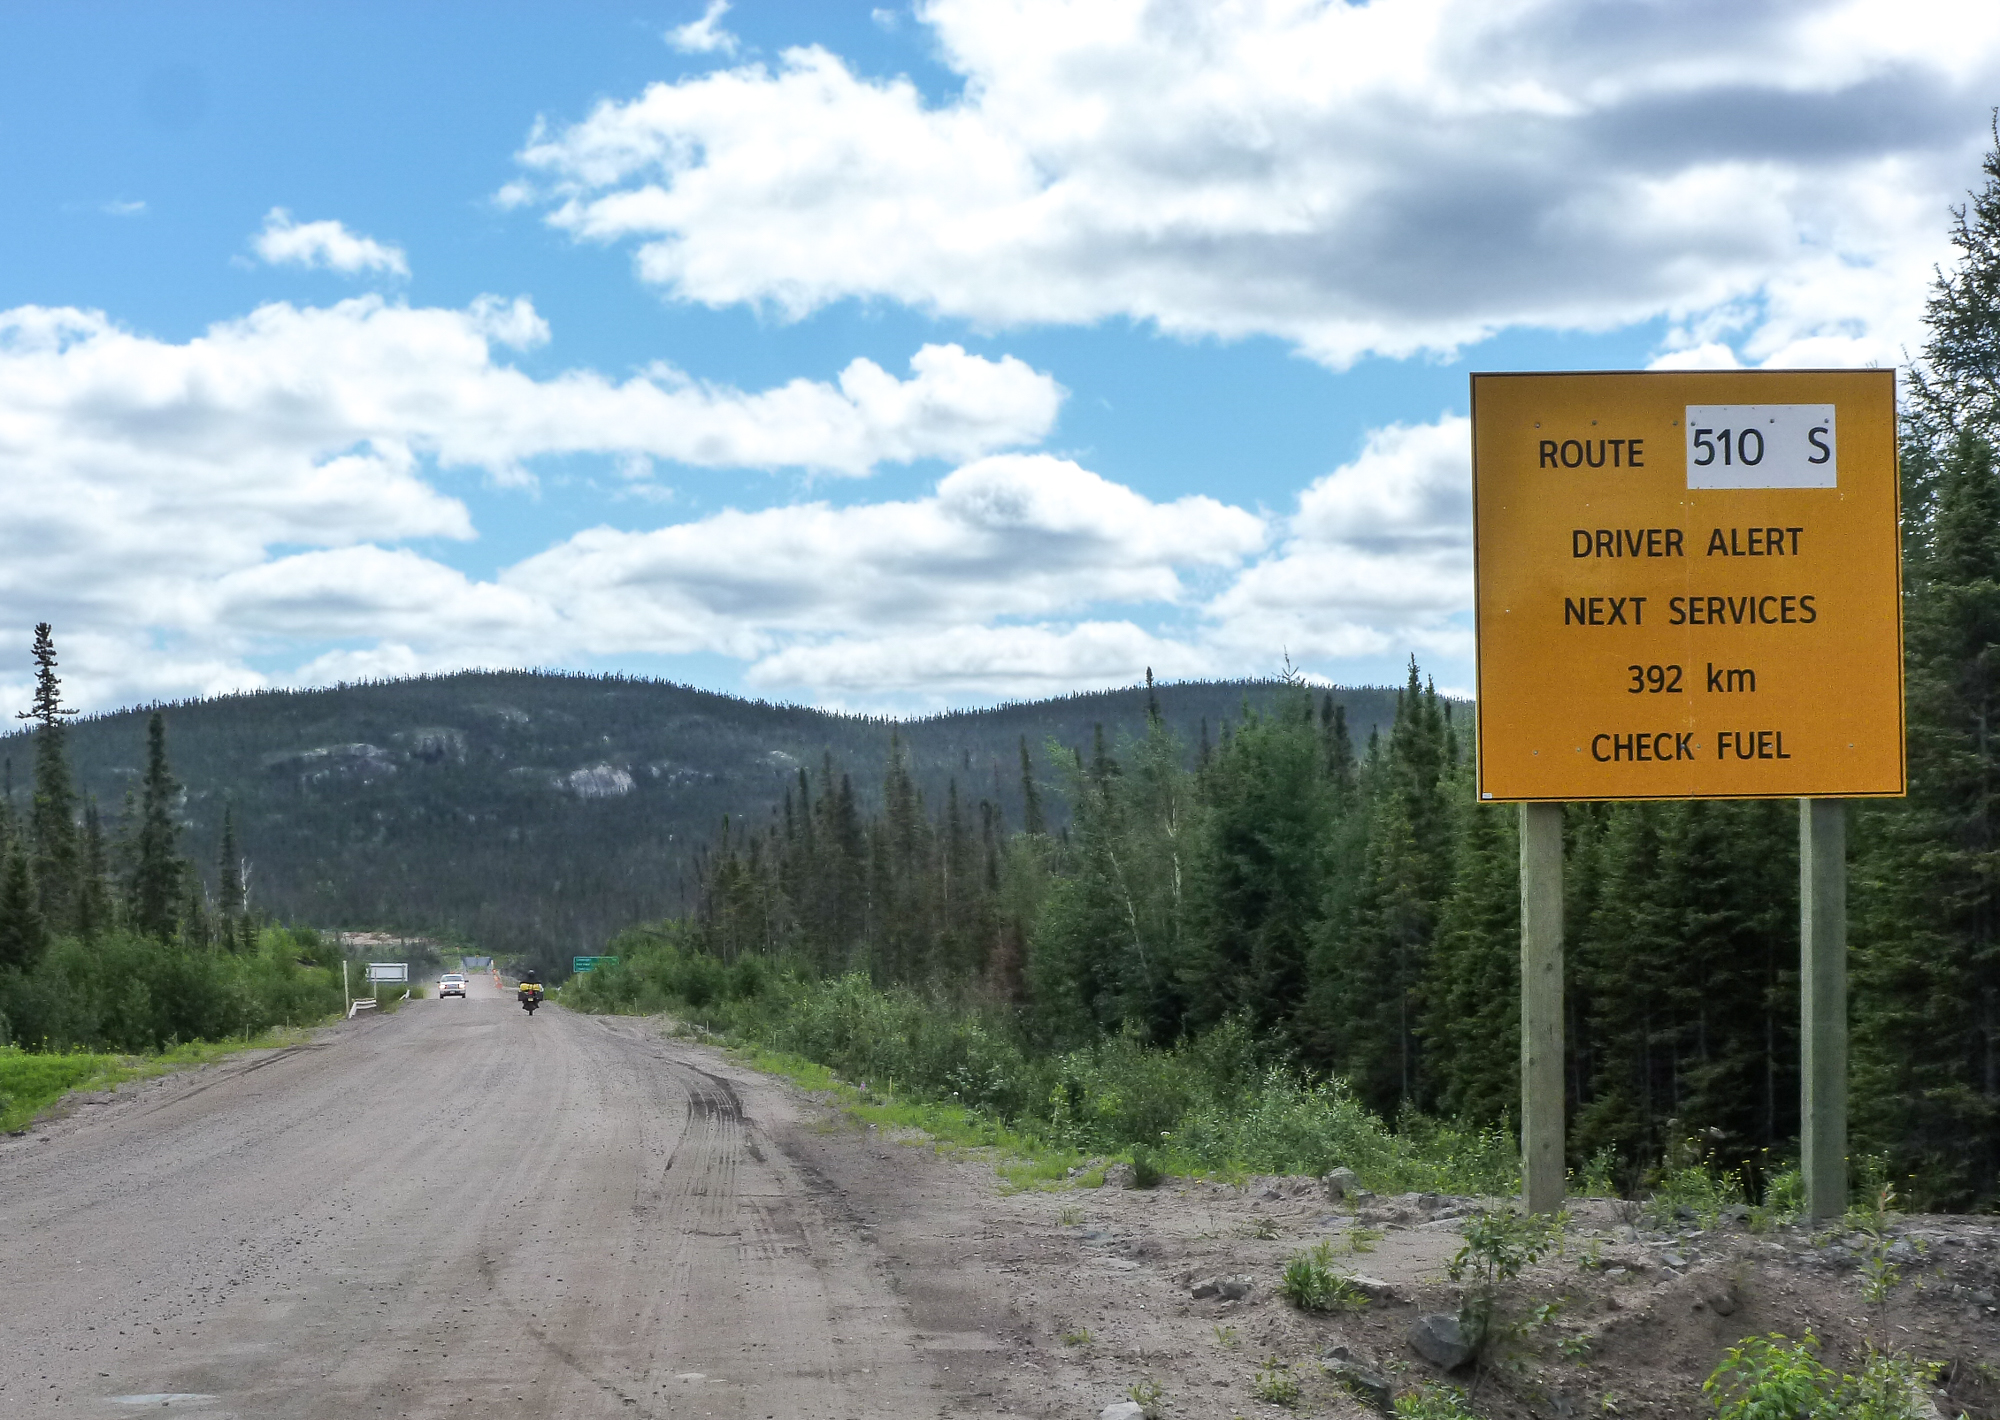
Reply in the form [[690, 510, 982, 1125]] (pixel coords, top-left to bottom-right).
[[2, 0, 1994, 714]]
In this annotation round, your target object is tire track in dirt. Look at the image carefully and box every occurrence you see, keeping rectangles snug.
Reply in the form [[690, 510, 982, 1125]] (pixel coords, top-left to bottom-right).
[[0, 979, 991, 1420]]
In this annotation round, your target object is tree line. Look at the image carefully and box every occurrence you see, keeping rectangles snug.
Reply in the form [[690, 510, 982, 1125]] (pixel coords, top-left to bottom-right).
[[16, 661, 1389, 968], [675, 669, 1817, 1190], [0, 624, 251, 962], [666, 138, 2000, 1209], [0, 625, 341, 1052]]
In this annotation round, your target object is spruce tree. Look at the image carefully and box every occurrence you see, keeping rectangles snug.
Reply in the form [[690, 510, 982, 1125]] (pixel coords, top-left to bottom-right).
[[1323, 697, 1356, 800], [879, 735, 930, 981], [0, 830, 45, 970], [1028, 731, 1144, 1040], [216, 806, 246, 949], [863, 815, 893, 978], [1561, 802, 1612, 1153], [1316, 777, 1429, 1110], [1849, 127, 2000, 1205], [830, 770, 866, 966], [1305, 661, 1452, 1112], [16, 623, 80, 936], [1572, 804, 1676, 1167], [1853, 427, 2000, 1203], [1664, 800, 1797, 1168], [936, 777, 977, 977], [77, 799, 113, 941], [130, 712, 184, 942], [1019, 737, 1045, 836], [1181, 690, 1334, 1049], [182, 875, 212, 950], [111, 784, 138, 898], [1908, 118, 2000, 443], [1422, 785, 1520, 1124], [981, 799, 1001, 894]]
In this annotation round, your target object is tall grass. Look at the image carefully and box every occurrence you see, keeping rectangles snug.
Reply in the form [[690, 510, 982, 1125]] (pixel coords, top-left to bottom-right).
[[567, 939, 1519, 1195], [0, 1032, 318, 1133]]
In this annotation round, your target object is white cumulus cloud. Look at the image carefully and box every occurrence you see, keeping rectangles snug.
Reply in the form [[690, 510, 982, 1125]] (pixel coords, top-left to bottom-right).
[[0, 367, 1477, 709], [252, 208, 411, 277], [505, 453, 1267, 662], [668, 1, 738, 56], [749, 621, 1201, 697], [1207, 416, 1475, 665], [513, 0, 2000, 368], [20, 450, 1263, 710], [0, 295, 1068, 709]]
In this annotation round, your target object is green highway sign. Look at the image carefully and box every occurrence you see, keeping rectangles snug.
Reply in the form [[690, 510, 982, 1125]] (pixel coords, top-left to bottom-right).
[[572, 956, 620, 973]]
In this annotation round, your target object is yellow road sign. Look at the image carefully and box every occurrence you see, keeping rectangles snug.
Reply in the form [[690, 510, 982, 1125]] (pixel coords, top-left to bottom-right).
[[1471, 369, 1904, 802]]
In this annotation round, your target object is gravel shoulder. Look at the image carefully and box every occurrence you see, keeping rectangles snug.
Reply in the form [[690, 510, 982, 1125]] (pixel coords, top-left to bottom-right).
[[5, 988, 1995, 1420]]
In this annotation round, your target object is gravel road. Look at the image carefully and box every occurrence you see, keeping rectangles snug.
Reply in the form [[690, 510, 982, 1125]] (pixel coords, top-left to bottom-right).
[[0, 977, 1025, 1420], [29, 982, 1982, 1420]]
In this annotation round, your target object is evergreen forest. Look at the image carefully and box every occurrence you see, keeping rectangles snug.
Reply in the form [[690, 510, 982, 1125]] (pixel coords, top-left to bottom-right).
[[6, 135, 2000, 1214], [575, 145, 2000, 1212], [0, 626, 344, 1053], [0, 667, 1399, 962]]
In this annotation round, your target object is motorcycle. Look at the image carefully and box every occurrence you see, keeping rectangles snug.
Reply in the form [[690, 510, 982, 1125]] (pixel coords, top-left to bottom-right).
[[518, 981, 543, 1015]]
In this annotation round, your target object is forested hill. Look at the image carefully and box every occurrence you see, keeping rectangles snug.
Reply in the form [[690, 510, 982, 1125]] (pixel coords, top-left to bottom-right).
[[0, 671, 1405, 962]]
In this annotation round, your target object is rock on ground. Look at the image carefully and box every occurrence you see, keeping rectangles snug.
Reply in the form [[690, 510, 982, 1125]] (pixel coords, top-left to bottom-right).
[[1409, 1312, 1476, 1370]]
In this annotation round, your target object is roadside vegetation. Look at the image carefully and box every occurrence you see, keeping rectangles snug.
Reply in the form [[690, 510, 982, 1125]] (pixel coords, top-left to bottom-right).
[[572, 131, 2000, 1211], [0, 1028, 316, 1133], [570, 940, 1517, 1193], [1, 924, 344, 1054], [0, 626, 346, 1078]]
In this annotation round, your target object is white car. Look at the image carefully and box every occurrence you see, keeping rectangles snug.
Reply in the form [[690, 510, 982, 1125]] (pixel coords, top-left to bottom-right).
[[438, 973, 468, 999]]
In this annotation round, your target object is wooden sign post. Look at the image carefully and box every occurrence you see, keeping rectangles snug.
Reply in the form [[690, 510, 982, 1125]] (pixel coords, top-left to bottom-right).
[[1518, 801, 1566, 1215], [1471, 369, 1904, 1216], [1800, 798, 1848, 1219]]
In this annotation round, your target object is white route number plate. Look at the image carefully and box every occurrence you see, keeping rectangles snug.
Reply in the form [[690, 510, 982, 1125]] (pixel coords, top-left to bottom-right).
[[1684, 404, 1836, 490]]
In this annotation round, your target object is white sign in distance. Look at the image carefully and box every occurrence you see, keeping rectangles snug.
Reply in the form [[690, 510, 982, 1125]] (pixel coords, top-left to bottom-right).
[[1684, 404, 1836, 489], [364, 962, 409, 983]]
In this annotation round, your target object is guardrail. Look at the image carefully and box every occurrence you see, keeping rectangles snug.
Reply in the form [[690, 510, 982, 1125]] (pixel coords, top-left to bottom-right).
[[347, 998, 378, 1019]]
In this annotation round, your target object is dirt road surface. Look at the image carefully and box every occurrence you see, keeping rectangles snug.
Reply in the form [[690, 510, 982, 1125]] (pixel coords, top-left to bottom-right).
[[0, 978, 1056, 1420]]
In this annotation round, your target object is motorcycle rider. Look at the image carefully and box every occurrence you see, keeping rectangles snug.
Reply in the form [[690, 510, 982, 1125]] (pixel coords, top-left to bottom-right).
[[517, 966, 544, 1013]]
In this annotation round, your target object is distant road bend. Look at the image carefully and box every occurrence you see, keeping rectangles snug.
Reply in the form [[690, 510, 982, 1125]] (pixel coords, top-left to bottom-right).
[[0, 978, 1027, 1419]]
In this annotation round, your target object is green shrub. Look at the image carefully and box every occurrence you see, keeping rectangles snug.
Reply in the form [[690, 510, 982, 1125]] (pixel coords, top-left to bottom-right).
[[1447, 1208, 1566, 1354], [1250, 1362, 1300, 1408], [1279, 1240, 1367, 1313], [373, 981, 427, 1013], [1704, 1333, 1846, 1419], [1128, 1143, 1164, 1188], [1703, 1333, 1938, 1420], [1646, 1135, 1747, 1228], [1126, 1377, 1167, 1419], [1174, 1072, 1517, 1195], [1393, 1382, 1479, 1419], [1752, 1165, 1804, 1231], [0, 928, 344, 1055]]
